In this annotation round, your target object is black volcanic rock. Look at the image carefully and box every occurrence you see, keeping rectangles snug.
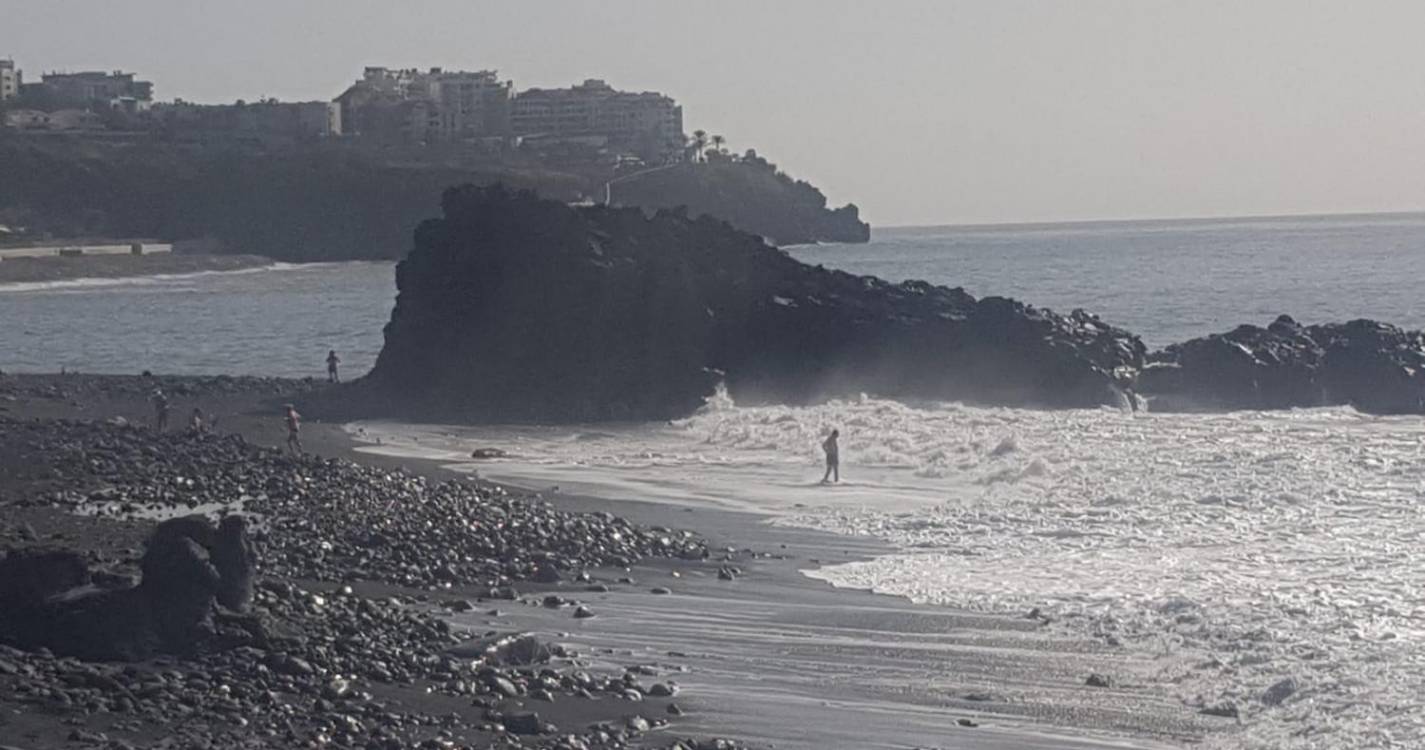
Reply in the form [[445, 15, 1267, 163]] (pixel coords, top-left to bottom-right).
[[1141, 315, 1425, 413], [0, 514, 255, 661], [359, 185, 1144, 422]]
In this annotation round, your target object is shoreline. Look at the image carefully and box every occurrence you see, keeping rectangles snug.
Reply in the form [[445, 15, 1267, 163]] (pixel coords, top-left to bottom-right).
[[336, 410, 1218, 746], [0, 252, 276, 286], [0, 373, 1215, 749]]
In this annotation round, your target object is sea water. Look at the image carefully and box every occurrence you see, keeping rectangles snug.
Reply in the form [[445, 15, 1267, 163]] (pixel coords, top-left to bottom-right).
[[7, 213, 1425, 747]]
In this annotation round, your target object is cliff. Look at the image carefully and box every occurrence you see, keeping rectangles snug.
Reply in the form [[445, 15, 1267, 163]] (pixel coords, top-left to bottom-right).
[[0, 135, 866, 259], [355, 186, 1141, 422], [610, 157, 870, 245]]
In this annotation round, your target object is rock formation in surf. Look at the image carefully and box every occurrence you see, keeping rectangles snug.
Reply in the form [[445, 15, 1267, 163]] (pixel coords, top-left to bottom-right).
[[358, 185, 1145, 422], [1140, 314, 1425, 413]]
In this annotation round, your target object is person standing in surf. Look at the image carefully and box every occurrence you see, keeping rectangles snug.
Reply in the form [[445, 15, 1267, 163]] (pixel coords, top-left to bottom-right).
[[821, 428, 840, 484], [326, 350, 341, 383]]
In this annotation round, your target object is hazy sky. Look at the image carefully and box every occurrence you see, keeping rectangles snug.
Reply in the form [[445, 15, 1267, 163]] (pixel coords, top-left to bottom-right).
[[5, 1, 1424, 226]]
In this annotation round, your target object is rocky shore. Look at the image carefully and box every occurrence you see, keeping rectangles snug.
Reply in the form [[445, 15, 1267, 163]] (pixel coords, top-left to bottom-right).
[[1141, 314, 1425, 413], [0, 377, 753, 750]]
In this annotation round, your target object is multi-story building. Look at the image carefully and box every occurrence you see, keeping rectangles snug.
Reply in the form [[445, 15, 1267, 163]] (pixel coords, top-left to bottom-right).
[[335, 66, 511, 143], [36, 70, 153, 112], [334, 67, 685, 161], [152, 100, 341, 141], [0, 59, 19, 102], [511, 79, 683, 163]]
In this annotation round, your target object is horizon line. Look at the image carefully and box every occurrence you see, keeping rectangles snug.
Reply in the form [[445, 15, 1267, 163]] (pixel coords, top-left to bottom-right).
[[879, 208, 1425, 232]]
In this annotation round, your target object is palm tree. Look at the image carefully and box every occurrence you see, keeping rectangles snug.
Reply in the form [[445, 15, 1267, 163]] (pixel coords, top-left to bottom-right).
[[692, 129, 708, 162], [711, 134, 726, 154]]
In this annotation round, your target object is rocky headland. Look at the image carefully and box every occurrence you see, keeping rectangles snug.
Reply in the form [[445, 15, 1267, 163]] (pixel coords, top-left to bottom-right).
[[1140, 314, 1425, 413], [347, 185, 1143, 423], [608, 158, 869, 245]]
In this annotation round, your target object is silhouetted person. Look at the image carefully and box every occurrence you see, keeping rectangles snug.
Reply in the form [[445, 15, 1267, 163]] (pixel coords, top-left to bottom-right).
[[284, 404, 302, 455], [821, 429, 840, 484], [151, 389, 170, 432], [326, 350, 341, 383]]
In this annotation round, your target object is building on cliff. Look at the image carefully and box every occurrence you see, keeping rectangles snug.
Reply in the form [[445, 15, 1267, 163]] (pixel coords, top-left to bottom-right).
[[332, 67, 685, 163], [29, 70, 153, 113], [0, 59, 19, 102], [511, 79, 684, 164], [150, 100, 341, 142], [334, 66, 512, 144]]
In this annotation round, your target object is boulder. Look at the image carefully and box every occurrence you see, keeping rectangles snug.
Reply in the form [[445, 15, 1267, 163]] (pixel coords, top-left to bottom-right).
[[352, 186, 1145, 422], [0, 514, 258, 661]]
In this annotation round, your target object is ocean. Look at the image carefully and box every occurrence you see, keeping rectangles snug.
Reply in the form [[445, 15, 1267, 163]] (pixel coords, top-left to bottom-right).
[[4, 212, 1424, 376], [5, 212, 1425, 748]]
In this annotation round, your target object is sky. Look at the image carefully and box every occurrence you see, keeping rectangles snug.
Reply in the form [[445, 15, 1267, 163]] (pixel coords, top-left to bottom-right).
[[4, 1, 1424, 227]]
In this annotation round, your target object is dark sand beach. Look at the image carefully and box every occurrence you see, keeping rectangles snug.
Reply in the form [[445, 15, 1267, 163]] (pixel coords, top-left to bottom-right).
[[0, 374, 1219, 748]]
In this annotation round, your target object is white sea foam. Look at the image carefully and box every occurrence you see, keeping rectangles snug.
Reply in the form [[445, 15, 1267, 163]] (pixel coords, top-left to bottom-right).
[[352, 390, 1425, 749]]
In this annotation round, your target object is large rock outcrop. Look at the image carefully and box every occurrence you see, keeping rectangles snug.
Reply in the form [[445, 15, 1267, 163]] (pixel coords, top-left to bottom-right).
[[1140, 315, 1425, 413], [359, 186, 1144, 422], [0, 514, 257, 661]]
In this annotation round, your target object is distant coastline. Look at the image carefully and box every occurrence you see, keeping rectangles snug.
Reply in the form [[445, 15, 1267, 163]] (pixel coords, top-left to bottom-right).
[[880, 208, 1425, 233], [0, 252, 275, 285]]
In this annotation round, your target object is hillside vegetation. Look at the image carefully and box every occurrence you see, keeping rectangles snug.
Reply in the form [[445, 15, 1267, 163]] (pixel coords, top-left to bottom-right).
[[0, 135, 867, 259]]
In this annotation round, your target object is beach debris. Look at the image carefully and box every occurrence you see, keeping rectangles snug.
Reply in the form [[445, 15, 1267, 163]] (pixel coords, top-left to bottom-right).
[[648, 681, 679, 697], [1200, 700, 1241, 719], [1261, 677, 1299, 706], [1085, 673, 1114, 688]]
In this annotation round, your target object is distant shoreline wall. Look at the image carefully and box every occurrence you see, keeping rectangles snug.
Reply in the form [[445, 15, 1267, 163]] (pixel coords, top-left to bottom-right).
[[0, 242, 173, 260]]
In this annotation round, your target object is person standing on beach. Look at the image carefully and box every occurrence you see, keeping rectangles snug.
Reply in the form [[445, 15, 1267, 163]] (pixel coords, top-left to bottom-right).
[[283, 404, 303, 455], [326, 350, 341, 384], [188, 408, 206, 435], [151, 389, 170, 433], [820, 428, 840, 484]]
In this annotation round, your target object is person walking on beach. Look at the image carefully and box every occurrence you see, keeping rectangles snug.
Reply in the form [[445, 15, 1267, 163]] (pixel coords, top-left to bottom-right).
[[283, 404, 303, 455], [820, 428, 841, 484], [326, 350, 341, 384], [151, 389, 170, 433]]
